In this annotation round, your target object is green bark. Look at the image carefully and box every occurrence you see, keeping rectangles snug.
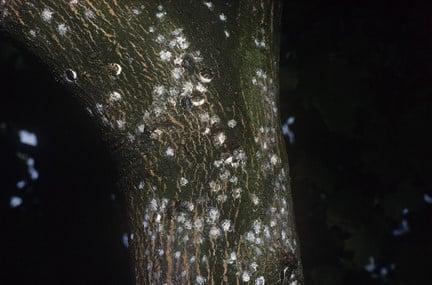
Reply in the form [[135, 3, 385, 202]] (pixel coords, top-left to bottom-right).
[[0, 1, 303, 284]]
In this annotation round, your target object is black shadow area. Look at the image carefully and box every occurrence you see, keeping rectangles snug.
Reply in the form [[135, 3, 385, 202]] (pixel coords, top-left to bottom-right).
[[0, 35, 132, 285]]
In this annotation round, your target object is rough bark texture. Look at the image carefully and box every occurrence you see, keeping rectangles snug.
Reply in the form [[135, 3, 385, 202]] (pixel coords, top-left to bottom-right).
[[1, 1, 303, 284]]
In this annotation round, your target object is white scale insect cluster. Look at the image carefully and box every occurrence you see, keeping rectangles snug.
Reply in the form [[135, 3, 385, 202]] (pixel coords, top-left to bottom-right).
[[137, 16, 214, 137], [250, 68, 283, 175], [34, 3, 299, 283], [229, 167, 298, 283], [140, 191, 281, 284]]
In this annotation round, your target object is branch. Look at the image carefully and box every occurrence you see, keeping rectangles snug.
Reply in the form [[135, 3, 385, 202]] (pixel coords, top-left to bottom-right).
[[1, 1, 303, 284]]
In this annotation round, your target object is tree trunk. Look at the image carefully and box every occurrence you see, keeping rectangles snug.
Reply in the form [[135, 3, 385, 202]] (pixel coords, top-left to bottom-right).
[[0, 1, 303, 284]]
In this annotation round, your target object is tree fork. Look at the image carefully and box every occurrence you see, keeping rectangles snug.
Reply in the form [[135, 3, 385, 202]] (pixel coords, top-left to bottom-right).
[[0, 1, 303, 284]]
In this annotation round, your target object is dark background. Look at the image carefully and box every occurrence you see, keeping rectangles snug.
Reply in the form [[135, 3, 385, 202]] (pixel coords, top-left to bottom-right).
[[1, 1, 432, 284]]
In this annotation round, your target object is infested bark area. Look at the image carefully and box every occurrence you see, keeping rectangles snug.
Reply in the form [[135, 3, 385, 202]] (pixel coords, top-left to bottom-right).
[[0, 1, 303, 284]]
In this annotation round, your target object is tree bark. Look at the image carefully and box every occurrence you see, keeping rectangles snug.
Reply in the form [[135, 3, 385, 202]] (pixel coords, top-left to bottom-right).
[[1, 1, 303, 284]]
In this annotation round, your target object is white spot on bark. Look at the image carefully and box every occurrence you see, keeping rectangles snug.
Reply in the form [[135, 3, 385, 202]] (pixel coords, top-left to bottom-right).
[[156, 5, 166, 19], [57, 24, 68, 36], [156, 34, 166, 43], [166, 87, 178, 97], [181, 81, 194, 96], [250, 193, 260, 205], [159, 50, 172, 61], [151, 128, 162, 139], [228, 119, 237, 128], [116, 119, 126, 129], [192, 50, 203, 60], [170, 30, 190, 49], [195, 83, 207, 93], [253, 220, 262, 235], [219, 13, 227, 21], [149, 198, 158, 211], [199, 112, 210, 123], [196, 275, 206, 284], [171, 67, 184, 79], [41, 8, 53, 22], [233, 188, 242, 199], [156, 12, 166, 19], [132, 8, 141, 15], [166, 147, 175, 157], [228, 251, 237, 264], [84, 9, 95, 19], [254, 38, 266, 48], [180, 177, 189, 186], [255, 276, 265, 285], [109, 91, 122, 102], [183, 201, 194, 212], [174, 56, 183, 65], [203, 127, 211, 135], [221, 219, 231, 232], [210, 115, 220, 125], [214, 132, 226, 146], [281, 230, 287, 240], [194, 218, 204, 231], [245, 231, 255, 243], [207, 207, 220, 224], [203, 1, 214, 10], [138, 181, 145, 189], [256, 69, 267, 78], [209, 180, 221, 192], [242, 271, 251, 282], [209, 226, 221, 238], [250, 262, 258, 272], [270, 154, 279, 165], [217, 194, 227, 203], [219, 169, 230, 180], [153, 85, 166, 96], [229, 176, 238, 184]]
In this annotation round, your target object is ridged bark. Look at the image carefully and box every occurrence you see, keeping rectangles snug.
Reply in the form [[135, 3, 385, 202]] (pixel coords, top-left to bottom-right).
[[0, 1, 303, 284]]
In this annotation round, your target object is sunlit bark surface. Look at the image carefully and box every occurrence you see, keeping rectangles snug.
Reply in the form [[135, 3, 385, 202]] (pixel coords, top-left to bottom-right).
[[0, 1, 302, 284]]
